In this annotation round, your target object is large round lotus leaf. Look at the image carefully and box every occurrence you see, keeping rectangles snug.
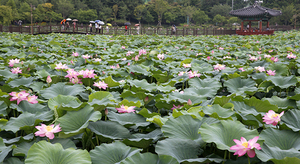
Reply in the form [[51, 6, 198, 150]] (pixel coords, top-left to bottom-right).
[[120, 153, 179, 164], [103, 76, 120, 87], [0, 101, 7, 116], [127, 65, 151, 76], [266, 76, 297, 89], [89, 141, 141, 164], [126, 79, 157, 92], [184, 88, 217, 98], [10, 100, 48, 114], [180, 158, 224, 164], [167, 92, 205, 105], [162, 115, 202, 143], [3, 157, 23, 164], [155, 138, 202, 162], [48, 95, 85, 111], [123, 129, 163, 148], [262, 96, 296, 110], [0, 70, 17, 80], [199, 120, 259, 151], [25, 141, 91, 164], [88, 98, 117, 111], [281, 109, 300, 132], [188, 77, 221, 90], [244, 97, 278, 112], [288, 88, 300, 101], [146, 115, 168, 127], [88, 121, 131, 139], [224, 77, 257, 96], [260, 128, 300, 150], [3, 112, 53, 133], [107, 111, 149, 127], [267, 63, 289, 76], [8, 77, 34, 88], [0, 137, 15, 162], [201, 104, 235, 120], [88, 91, 114, 102], [256, 144, 300, 163], [40, 82, 85, 99], [56, 105, 102, 138]]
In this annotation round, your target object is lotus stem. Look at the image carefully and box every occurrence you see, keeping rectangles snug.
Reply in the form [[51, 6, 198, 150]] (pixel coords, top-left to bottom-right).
[[222, 150, 227, 164], [248, 155, 251, 164]]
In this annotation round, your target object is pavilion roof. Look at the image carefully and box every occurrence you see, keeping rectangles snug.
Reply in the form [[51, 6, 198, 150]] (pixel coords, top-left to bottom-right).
[[229, 3, 282, 18]]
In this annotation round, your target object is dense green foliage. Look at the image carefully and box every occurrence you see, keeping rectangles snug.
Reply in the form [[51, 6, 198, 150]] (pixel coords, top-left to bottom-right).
[[0, 0, 300, 27]]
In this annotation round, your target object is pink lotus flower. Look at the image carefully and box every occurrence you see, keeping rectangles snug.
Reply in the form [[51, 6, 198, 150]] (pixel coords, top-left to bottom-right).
[[82, 54, 91, 59], [183, 64, 191, 68], [207, 56, 211, 60], [219, 47, 224, 50], [80, 69, 96, 78], [72, 52, 79, 57], [35, 124, 61, 139], [254, 66, 265, 72], [9, 91, 29, 105], [223, 56, 231, 59], [239, 67, 245, 72], [187, 99, 192, 106], [27, 95, 38, 104], [116, 105, 135, 113], [134, 56, 139, 61], [126, 51, 134, 56], [8, 58, 20, 67], [230, 136, 261, 158], [139, 49, 147, 55], [211, 50, 214, 54], [46, 76, 52, 84], [287, 53, 296, 59], [270, 57, 279, 62], [178, 71, 185, 76], [110, 65, 116, 69], [11, 67, 22, 74], [171, 104, 183, 110], [157, 54, 164, 60], [268, 50, 273, 53], [65, 69, 79, 79], [214, 64, 226, 71], [249, 56, 258, 61], [121, 46, 125, 49], [267, 70, 276, 76], [55, 63, 68, 70], [264, 54, 271, 58], [188, 70, 201, 78], [93, 81, 108, 90], [94, 58, 102, 62], [262, 110, 284, 126], [70, 77, 82, 84]]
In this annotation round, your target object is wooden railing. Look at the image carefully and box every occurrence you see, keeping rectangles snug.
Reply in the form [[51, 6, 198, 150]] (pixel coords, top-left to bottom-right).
[[0, 24, 297, 36]]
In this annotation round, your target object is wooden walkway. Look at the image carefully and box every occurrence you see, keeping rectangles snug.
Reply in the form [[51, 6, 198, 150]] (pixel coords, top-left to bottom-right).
[[0, 24, 295, 36]]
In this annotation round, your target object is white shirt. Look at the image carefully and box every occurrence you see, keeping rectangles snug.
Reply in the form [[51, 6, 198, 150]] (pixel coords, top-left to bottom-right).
[[95, 23, 98, 28]]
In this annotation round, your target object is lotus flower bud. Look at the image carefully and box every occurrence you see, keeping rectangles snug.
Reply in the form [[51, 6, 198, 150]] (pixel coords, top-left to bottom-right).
[[144, 96, 149, 102], [105, 108, 108, 115], [187, 99, 192, 106], [46, 75, 52, 84]]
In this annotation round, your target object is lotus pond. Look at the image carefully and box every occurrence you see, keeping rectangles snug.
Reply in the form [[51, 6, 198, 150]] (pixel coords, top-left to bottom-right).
[[0, 31, 300, 164]]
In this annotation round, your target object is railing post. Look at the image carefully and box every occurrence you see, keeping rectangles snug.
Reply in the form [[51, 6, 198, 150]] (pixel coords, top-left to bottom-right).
[[50, 25, 52, 33], [9, 25, 12, 33], [183, 28, 185, 36]]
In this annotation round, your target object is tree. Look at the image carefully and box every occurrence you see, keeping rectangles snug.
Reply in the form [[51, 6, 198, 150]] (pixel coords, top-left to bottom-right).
[[119, 5, 130, 20], [56, 0, 74, 18], [182, 5, 197, 24], [18, 2, 31, 22], [6, 0, 18, 20], [0, 5, 13, 25], [70, 9, 97, 23], [152, 0, 168, 26], [193, 9, 210, 25], [134, 4, 145, 24], [209, 4, 231, 18], [213, 14, 226, 26], [99, 6, 112, 23], [112, 4, 118, 20], [280, 4, 296, 25], [227, 16, 239, 26]]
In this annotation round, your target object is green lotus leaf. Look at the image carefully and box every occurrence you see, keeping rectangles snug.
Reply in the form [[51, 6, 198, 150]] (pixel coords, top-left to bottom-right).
[[287, 88, 300, 101], [213, 95, 233, 106], [25, 141, 91, 164], [10, 101, 48, 114], [168, 92, 205, 105], [155, 138, 202, 162], [88, 98, 117, 111], [118, 99, 141, 108], [199, 120, 259, 151], [157, 85, 176, 93], [244, 97, 278, 112], [8, 77, 34, 88], [146, 115, 168, 127], [40, 82, 85, 99], [123, 129, 163, 149], [281, 109, 300, 132], [3, 111, 53, 133], [0, 101, 7, 116], [256, 144, 300, 163], [88, 91, 114, 102], [267, 63, 289, 76], [172, 108, 201, 119], [188, 77, 222, 90], [224, 77, 257, 96], [107, 111, 150, 127], [152, 69, 169, 83], [181, 158, 224, 164], [57, 105, 101, 138], [127, 79, 157, 92], [30, 82, 47, 94], [184, 88, 217, 98], [266, 76, 297, 89], [88, 121, 131, 140], [120, 153, 179, 164], [89, 141, 141, 164], [127, 65, 151, 76], [262, 96, 296, 110], [0, 69, 18, 80], [48, 95, 86, 111], [260, 128, 300, 150], [137, 108, 160, 118], [102, 76, 120, 87], [34, 69, 50, 78], [0, 137, 15, 163], [201, 104, 235, 120], [3, 157, 23, 164], [231, 101, 263, 127]]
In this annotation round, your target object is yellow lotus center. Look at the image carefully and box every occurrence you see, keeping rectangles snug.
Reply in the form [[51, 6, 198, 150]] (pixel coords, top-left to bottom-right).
[[242, 142, 248, 148], [272, 114, 280, 118], [45, 126, 53, 132], [124, 106, 129, 110]]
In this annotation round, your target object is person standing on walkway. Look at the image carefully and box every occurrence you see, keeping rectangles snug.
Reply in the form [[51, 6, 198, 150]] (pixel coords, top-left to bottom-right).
[[99, 25, 102, 33], [106, 25, 109, 34], [136, 25, 139, 35], [124, 25, 128, 35], [95, 23, 98, 33], [89, 23, 93, 33], [171, 24, 176, 35]]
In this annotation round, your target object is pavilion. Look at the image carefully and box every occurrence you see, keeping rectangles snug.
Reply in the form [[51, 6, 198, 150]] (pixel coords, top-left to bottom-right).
[[229, 2, 282, 35]]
